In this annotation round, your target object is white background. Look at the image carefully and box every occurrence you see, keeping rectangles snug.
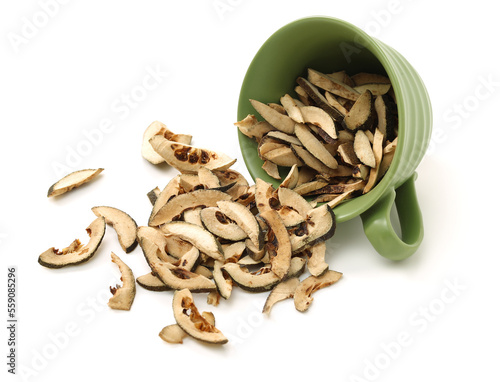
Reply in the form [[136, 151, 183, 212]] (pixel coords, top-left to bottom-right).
[[1, 1, 499, 381]]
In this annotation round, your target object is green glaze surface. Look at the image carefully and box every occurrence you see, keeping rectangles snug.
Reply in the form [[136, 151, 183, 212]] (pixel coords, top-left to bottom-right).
[[237, 17, 432, 260]]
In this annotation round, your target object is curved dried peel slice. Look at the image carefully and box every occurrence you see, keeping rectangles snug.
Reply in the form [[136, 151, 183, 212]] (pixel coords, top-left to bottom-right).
[[294, 270, 343, 312], [38, 217, 106, 268], [213, 169, 249, 189], [342, 90, 376, 132], [290, 204, 336, 254], [92, 206, 138, 253], [159, 311, 216, 344], [296, 77, 344, 121], [197, 167, 221, 189], [351, 72, 391, 86], [150, 188, 232, 226], [262, 277, 300, 315], [354, 130, 376, 168], [136, 272, 171, 291], [149, 175, 181, 224], [259, 209, 292, 280], [262, 146, 303, 167], [161, 221, 224, 262], [279, 164, 299, 189], [217, 200, 264, 250], [47, 168, 103, 197], [136, 226, 177, 263], [354, 83, 391, 96], [200, 207, 248, 242], [235, 114, 275, 142], [294, 123, 338, 169], [278, 187, 313, 218], [250, 99, 295, 134], [307, 68, 360, 101], [172, 289, 227, 345], [280, 94, 304, 123], [222, 241, 247, 262], [108, 252, 136, 310], [262, 160, 281, 180], [304, 242, 328, 277], [291, 144, 336, 176], [299, 107, 338, 140], [141, 121, 192, 164], [140, 237, 216, 292], [149, 135, 236, 173], [213, 260, 232, 299]]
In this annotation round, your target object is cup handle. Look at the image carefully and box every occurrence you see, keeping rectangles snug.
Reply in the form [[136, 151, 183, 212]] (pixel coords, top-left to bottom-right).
[[360, 173, 423, 260]]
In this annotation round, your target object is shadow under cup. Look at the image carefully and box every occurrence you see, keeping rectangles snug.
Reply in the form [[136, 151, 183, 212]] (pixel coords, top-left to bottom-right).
[[237, 17, 432, 260]]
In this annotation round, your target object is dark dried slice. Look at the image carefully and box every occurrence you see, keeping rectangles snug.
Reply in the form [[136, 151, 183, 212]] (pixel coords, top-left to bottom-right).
[[305, 180, 366, 195], [108, 252, 136, 310], [290, 204, 336, 254], [172, 288, 227, 344], [374, 94, 398, 141], [259, 209, 292, 280], [342, 90, 375, 132], [140, 236, 216, 292], [161, 222, 224, 262], [200, 207, 248, 242], [294, 123, 338, 169], [38, 217, 106, 268], [147, 187, 161, 205], [217, 200, 264, 250], [299, 106, 337, 140], [354, 130, 376, 168], [141, 120, 192, 164], [250, 99, 295, 134], [150, 136, 236, 173], [294, 270, 343, 312], [136, 272, 171, 292], [307, 68, 360, 101], [296, 77, 344, 120], [337, 142, 361, 166], [91, 206, 138, 253], [149, 189, 232, 226], [262, 277, 300, 315], [47, 168, 103, 197]]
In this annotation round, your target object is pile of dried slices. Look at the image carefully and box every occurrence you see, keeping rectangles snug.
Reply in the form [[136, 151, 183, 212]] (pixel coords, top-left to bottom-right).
[[38, 68, 398, 345]]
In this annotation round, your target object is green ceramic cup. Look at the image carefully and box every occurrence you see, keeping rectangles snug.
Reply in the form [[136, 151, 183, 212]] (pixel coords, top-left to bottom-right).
[[237, 16, 432, 261]]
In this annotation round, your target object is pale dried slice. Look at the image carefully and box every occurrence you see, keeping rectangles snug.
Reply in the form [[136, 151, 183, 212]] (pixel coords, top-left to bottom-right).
[[197, 167, 221, 189], [354, 83, 391, 96], [294, 85, 312, 105], [150, 189, 232, 226], [279, 164, 299, 189], [291, 144, 337, 176], [213, 169, 249, 189], [140, 236, 216, 292], [325, 189, 357, 209], [182, 207, 203, 227], [47, 168, 103, 197], [38, 217, 106, 268], [174, 246, 201, 272], [363, 128, 385, 194], [277, 187, 313, 218], [150, 136, 236, 173], [378, 149, 396, 181], [294, 270, 343, 312], [383, 137, 398, 155], [296, 166, 317, 186], [294, 123, 338, 169], [108, 252, 136, 310], [222, 241, 247, 263], [200, 207, 248, 242], [136, 272, 170, 292], [245, 238, 266, 262], [262, 277, 300, 315], [266, 131, 302, 146], [259, 209, 292, 280], [213, 260, 232, 299], [374, 94, 398, 141], [261, 146, 303, 167], [352, 164, 370, 180], [149, 175, 181, 224], [250, 99, 295, 134], [292, 180, 329, 196], [141, 121, 192, 164], [337, 142, 361, 166], [268, 103, 286, 114], [299, 106, 337, 140], [254, 178, 276, 214], [304, 242, 328, 277], [217, 200, 264, 250], [262, 160, 281, 180], [308, 68, 360, 101], [342, 90, 375, 132], [306, 179, 366, 195], [172, 289, 227, 344], [258, 136, 288, 158], [161, 222, 224, 262], [289, 204, 336, 254], [351, 72, 391, 86], [324, 92, 349, 116], [296, 77, 344, 120], [222, 257, 305, 292], [280, 94, 304, 123], [91, 206, 138, 253], [136, 226, 177, 263], [159, 311, 216, 344], [354, 130, 376, 168], [235, 114, 275, 142], [326, 70, 355, 86]]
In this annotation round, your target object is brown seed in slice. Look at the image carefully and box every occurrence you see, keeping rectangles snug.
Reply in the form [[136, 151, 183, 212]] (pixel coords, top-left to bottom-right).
[[294, 270, 343, 312], [108, 252, 136, 311], [47, 168, 103, 197], [38, 217, 106, 268], [172, 288, 227, 345], [141, 121, 192, 164]]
